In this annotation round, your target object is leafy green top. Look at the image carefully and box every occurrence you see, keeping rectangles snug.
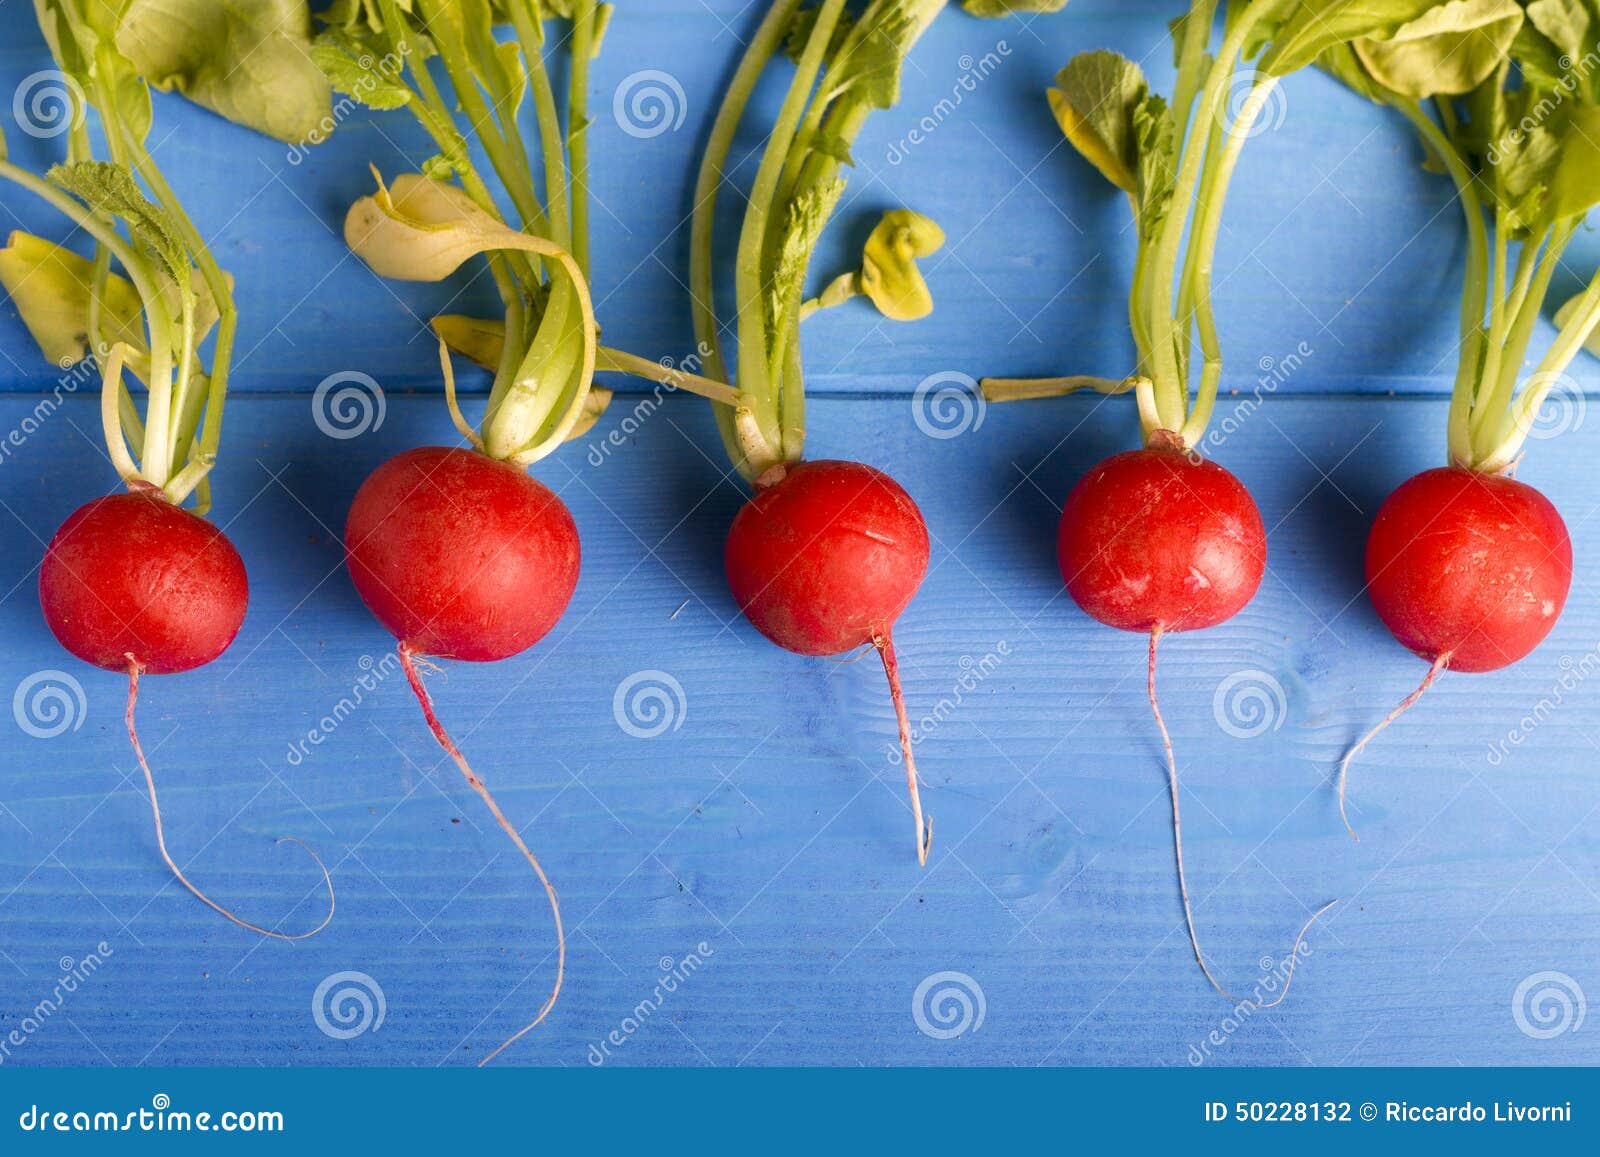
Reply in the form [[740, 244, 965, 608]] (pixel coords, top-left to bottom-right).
[[691, 0, 1070, 482], [314, 0, 605, 466], [0, 0, 237, 510], [1035, 0, 1443, 450], [1324, 0, 1600, 471]]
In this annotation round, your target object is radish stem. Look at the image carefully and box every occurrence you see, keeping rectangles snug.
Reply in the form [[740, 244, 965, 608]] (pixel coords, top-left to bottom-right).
[[595, 347, 744, 407], [981, 375, 1137, 402]]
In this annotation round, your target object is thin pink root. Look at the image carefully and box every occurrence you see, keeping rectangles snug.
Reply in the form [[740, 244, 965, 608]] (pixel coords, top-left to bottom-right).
[[1147, 628, 1336, 1008], [124, 656, 334, 940], [1337, 652, 1449, 842], [875, 630, 931, 866], [398, 643, 565, 1066]]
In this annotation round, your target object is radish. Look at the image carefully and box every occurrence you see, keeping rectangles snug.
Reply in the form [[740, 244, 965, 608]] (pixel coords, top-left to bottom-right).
[[725, 459, 933, 855], [681, 0, 1066, 862], [0, 4, 333, 938], [321, 0, 738, 1061], [345, 447, 581, 663], [1321, 13, 1599, 838], [1057, 437, 1266, 635], [974, 2, 1439, 1001]]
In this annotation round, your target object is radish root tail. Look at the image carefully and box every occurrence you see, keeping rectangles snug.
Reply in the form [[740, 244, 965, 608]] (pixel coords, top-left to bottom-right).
[[1147, 628, 1336, 1008], [398, 643, 565, 1065], [1337, 652, 1449, 843], [874, 631, 931, 866], [123, 656, 335, 940]]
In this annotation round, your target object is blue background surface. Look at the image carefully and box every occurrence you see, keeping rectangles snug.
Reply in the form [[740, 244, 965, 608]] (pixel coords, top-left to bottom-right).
[[0, 0, 1597, 1068]]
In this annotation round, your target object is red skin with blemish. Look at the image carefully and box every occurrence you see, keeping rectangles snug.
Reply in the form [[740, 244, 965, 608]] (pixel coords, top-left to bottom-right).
[[40, 491, 248, 675], [1058, 445, 1266, 633], [726, 459, 930, 656], [345, 446, 580, 662], [1365, 466, 1571, 673]]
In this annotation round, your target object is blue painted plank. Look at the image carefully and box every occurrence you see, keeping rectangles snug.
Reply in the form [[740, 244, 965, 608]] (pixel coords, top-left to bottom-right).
[[0, 391, 1596, 1067]]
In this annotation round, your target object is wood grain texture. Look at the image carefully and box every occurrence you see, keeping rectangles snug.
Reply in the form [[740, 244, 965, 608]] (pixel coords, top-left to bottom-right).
[[0, 0, 1597, 1069], [0, 392, 1595, 1067]]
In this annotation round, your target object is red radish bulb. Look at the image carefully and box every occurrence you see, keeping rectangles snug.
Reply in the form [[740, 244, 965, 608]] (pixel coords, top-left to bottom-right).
[[38, 488, 331, 940], [1339, 467, 1573, 839], [1365, 467, 1571, 673], [724, 459, 934, 862], [1059, 442, 1266, 632], [345, 446, 580, 661], [344, 444, 581, 1064], [1056, 435, 1328, 1006], [41, 490, 248, 675]]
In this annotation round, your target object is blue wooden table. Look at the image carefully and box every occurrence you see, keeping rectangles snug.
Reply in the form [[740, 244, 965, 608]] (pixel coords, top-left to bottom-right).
[[0, 1, 1597, 1068]]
